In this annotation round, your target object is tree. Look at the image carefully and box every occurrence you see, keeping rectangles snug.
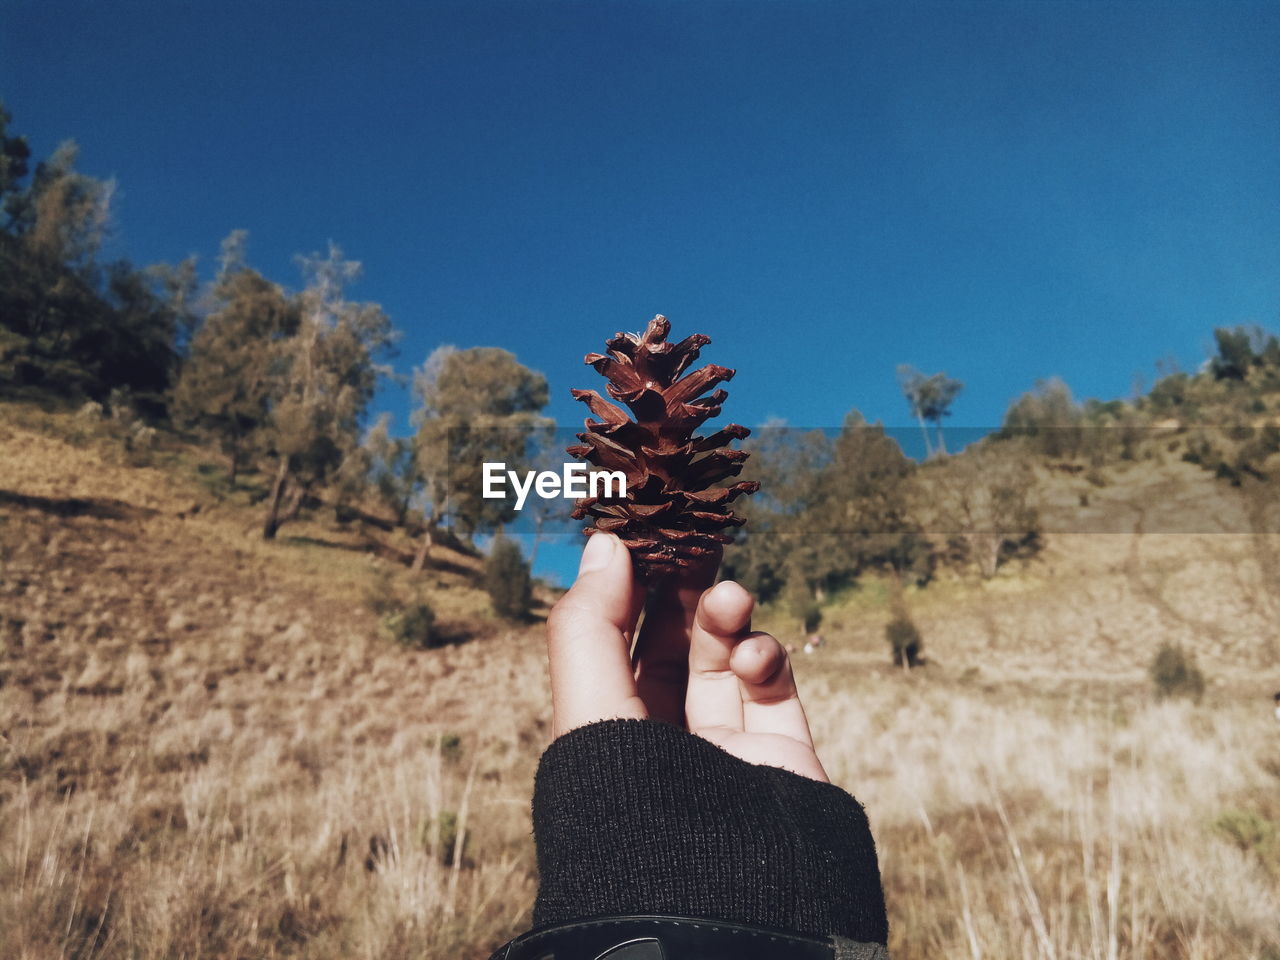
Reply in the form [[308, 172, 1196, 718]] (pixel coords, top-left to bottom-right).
[[0, 101, 32, 216], [98, 259, 190, 414], [364, 414, 417, 524], [331, 412, 418, 524], [1210, 325, 1277, 382], [409, 346, 551, 569], [823, 410, 922, 578], [260, 243, 394, 539], [1000, 376, 1084, 458], [485, 535, 532, 620], [782, 570, 821, 634], [897, 366, 963, 456], [723, 421, 833, 603], [10, 139, 114, 269], [0, 109, 186, 406], [725, 412, 923, 601], [1, 130, 116, 393], [173, 233, 298, 485], [930, 443, 1039, 578]]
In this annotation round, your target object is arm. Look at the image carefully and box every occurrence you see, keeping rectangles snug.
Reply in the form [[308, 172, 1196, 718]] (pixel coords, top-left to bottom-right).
[[493, 533, 889, 959]]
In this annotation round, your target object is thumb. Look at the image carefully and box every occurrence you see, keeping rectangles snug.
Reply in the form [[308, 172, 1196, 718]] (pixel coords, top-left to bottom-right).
[[545, 533, 646, 735]]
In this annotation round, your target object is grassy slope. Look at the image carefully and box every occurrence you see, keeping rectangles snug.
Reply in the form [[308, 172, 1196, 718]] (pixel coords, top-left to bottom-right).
[[1, 407, 550, 958], [2, 405, 1279, 959]]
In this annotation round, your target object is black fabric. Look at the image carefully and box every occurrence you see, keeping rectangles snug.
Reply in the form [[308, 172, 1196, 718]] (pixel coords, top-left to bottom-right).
[[531, 718, 888, 945], [494, 915, 838, 960]]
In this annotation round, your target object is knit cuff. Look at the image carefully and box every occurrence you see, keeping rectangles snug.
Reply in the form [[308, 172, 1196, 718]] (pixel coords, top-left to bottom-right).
[[531, 718, 888, 944]]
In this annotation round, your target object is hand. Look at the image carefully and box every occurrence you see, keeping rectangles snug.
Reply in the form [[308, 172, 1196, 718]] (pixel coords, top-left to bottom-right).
[[546, 532, 828, 782]]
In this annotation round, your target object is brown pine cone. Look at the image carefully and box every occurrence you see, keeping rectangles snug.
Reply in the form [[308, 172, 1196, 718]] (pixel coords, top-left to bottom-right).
[[567, 315, 759, 580]]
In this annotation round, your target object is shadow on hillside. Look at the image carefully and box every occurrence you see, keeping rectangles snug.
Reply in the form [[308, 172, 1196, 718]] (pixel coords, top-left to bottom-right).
[[410, 553, 478, 579], [0, 489, 156, 521], [282, 533, 479, 579], [431, 619, 493, 647], [283, 534, 371, 554]]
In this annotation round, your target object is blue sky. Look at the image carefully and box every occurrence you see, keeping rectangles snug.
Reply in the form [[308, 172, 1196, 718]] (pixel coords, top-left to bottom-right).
[[5, 0, 1280, 583]]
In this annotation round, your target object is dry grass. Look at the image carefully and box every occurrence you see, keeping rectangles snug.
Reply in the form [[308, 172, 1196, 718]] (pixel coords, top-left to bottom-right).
[[2, 409, 1279, 959], [807, 673, 1280, 959]]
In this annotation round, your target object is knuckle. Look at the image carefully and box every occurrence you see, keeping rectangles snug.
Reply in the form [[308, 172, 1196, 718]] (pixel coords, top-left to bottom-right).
[[748, 690, 796, 707]]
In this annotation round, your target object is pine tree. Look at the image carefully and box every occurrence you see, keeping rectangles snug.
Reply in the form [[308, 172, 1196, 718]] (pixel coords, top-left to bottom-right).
[[1, 108, 188, 405], [0, 101, 32, 216], [567, 315, 759, 579], [260, 243, 393, 539], [173, 234, 297, 484]]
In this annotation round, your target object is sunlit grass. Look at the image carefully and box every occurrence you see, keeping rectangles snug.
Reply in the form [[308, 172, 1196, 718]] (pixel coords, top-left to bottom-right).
[[2, 407, 1278, 959]]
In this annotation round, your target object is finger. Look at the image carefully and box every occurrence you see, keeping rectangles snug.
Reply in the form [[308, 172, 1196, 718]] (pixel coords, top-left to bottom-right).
[[631, 549, 721, 725], [729, 630, 816, 746], [545, 533, 646, 735], [684, 579, 754, 735]]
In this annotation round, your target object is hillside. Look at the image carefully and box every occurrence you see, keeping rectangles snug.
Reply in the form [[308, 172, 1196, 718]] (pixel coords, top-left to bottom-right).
[[1, 405, 551, 958], [3, 402, 1280, 959], [800, 452, 1279, 678]]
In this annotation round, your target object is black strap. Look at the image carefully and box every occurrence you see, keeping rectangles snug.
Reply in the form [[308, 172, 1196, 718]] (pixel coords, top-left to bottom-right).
[[491, 915, 837, 960]]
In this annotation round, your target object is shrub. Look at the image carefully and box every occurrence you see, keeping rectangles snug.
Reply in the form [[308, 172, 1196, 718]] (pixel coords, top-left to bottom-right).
[[422, 810, 471, 867], [379, 602, 437, 650], [366, 568, 445, 649], [364, 567, 399, 616], [783, 574, 821, 634], [886, 612, 923, 668], [485, 535, 531, 620], [75, 401, 104, 422], [440, 733, 463, 764], [1214, 810, 1280, 878], [1149, 642, 1206, 703], [1215, 809, 1277, 852]]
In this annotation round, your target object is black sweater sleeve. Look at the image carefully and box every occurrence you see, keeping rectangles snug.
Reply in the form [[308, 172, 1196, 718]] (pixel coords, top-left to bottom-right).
[[530, 718, 888, 946]]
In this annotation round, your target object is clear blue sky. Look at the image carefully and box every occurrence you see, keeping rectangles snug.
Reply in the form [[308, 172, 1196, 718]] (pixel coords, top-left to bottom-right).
[[5, 0, 1279, 583]]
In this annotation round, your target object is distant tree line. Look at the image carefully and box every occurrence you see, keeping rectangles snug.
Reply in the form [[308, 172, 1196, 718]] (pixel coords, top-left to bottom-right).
[[0, 103, 550, 565], [730, 320, 1280, 621], [723, 406, 1041, 621], [3, 100, 1275, 612], [0, 103, 196, 415]]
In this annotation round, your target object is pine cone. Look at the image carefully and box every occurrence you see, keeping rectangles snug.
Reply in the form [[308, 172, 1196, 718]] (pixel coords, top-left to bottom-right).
[[567, 315, 760, 580]]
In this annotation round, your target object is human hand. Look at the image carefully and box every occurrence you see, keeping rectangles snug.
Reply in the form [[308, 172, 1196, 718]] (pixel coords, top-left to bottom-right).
[[546, 532, 828, 782]]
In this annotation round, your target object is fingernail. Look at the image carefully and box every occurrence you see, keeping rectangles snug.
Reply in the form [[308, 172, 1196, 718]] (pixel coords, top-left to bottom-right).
[[578, 533, 615, 574]]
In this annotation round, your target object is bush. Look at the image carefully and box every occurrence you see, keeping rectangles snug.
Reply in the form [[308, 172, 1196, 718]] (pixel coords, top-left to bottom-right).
[[440, 733, 463, 764], [1215, 809, 1277, 852], [420, 810, 471, 867], [379, 602, 437, 650], [886, 612, 923, 668], [1149, 642, 1206, 703], [365, 568, 443, 649], [1214, 810, 1280, 878], [485, 535, 531, 620], [783, 574, 821, 634], [363, 567, 397, 615]]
